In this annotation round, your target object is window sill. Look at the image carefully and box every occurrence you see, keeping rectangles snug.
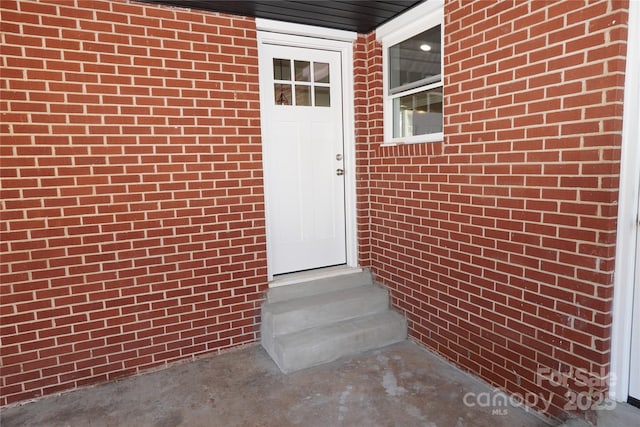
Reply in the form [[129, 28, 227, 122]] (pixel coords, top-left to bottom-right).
[[381, 133, 443, 147]]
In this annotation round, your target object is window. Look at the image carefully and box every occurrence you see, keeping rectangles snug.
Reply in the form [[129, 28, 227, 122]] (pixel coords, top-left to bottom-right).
[[377, 0, 444, 144], [272, 58, 331, 107]]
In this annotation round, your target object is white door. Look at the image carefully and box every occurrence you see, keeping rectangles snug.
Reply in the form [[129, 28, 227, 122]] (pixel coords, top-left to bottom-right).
[[629, 184, 640, 405], [259, 43, 347, 276]]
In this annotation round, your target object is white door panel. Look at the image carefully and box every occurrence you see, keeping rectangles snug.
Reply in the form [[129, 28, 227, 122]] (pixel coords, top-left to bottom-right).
[[259, 43, 346, 276]]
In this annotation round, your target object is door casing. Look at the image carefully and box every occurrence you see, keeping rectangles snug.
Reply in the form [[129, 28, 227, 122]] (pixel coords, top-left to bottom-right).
[[256, 21, 358, 281]]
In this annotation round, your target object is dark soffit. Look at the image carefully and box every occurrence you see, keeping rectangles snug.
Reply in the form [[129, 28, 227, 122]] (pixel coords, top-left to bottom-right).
[[141, 1, 426, 34]]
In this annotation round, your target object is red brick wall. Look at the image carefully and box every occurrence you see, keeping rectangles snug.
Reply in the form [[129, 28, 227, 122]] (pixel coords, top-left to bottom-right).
[[0, 0, 630, 417], [0, 0, 267, 405], [356, 0, 628, 419], [353, 32, 382, 268]]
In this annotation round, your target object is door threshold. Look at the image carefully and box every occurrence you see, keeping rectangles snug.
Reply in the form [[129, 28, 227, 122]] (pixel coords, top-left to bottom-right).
[[269, 265, 362, 288]]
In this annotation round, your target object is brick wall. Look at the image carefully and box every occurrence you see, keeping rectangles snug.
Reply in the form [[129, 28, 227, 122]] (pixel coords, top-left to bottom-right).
[[0, 0, 631, 418], [353, 32, 381, 269], [356, 0, 628, 419], [0, 0, 266, 405]]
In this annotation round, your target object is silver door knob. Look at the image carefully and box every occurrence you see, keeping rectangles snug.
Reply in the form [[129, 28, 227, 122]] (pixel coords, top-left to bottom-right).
[[336, 168, 344, 176]]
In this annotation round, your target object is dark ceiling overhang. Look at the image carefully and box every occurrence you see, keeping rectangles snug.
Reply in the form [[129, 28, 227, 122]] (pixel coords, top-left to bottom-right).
[[141, 1, 425, 34]]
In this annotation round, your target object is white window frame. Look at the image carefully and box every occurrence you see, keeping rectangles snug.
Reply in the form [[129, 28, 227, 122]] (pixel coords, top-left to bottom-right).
[[377, 0, 444, 145]]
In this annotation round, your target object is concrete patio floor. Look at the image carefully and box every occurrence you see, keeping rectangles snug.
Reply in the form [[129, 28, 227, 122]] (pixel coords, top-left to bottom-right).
[[1, 341, 557, 427]]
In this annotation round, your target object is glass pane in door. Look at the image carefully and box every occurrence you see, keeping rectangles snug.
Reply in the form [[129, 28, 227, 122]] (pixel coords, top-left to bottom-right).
[[314, 86, 330, 107], [294, 60, 311, 82], [314, 62, 330, 83], [274, 84, 292, 105], [273, 58, 291, 80], [295, 85, 311, 106]]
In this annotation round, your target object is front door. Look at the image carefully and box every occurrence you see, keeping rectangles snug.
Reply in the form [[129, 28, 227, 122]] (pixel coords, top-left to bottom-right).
[[259, 43, 347, 276]]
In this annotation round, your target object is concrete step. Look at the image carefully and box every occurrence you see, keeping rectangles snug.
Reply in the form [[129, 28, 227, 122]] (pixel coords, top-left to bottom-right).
[[266, 310, 407, 373], [266, 269, 373, 303], [261, 269, 407, 373], [262, 284, 389, 336]]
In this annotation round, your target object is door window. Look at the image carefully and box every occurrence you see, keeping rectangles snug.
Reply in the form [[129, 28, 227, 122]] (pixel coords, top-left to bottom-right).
[[273, 58, 331, 107]]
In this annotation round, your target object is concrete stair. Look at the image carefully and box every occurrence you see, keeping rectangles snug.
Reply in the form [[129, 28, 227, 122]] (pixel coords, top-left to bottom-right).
[[261, 270, 407, 373]]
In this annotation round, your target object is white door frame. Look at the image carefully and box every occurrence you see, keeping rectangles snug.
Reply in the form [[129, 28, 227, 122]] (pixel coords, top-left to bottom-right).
[[610, 0, 640, 402], [256, 20, 358, 281]]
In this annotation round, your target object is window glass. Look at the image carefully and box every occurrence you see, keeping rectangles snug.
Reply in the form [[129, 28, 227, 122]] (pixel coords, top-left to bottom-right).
[[274, 84, 292, 105], [273, 58, 330, 107], [314, 62, 330, 83], [314, 86, 330, 107], [294, 61, 311, 82], [273, 58, 291, 81], [392, 88, 442, 138], [388, 25, 441, 94], [295, 85, 311, 106]]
